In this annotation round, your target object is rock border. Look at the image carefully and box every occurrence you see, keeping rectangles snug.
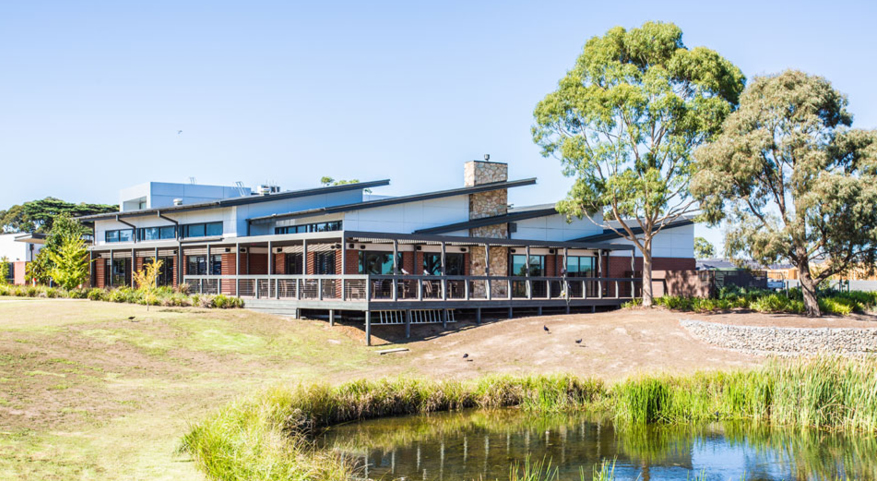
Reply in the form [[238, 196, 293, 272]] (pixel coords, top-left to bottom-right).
[[680, 319, 877, 356]]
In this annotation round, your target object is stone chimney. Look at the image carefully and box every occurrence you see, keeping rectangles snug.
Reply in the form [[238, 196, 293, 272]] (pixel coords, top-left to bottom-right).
[[465, 160, 510, 297], [465, 160, 508, 225]]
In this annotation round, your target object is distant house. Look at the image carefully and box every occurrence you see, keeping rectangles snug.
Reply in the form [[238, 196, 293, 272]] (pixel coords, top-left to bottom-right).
[[0, 232, 45, 285], [77, 160, 696, 343]]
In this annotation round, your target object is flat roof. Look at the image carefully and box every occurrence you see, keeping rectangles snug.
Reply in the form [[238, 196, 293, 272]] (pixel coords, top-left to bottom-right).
[[76, 179, 391, 221]]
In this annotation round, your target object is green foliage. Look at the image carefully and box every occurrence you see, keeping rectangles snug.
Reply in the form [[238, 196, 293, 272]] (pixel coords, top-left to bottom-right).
[[0, 198, 116, 233], [0, 283, 243, 308], [693, 237, 715, 259], [647, 289, 877, 316], [0, 256, 9, 285], [320, 176, 371, 193], [25, 250, 52, 284], [47, 234, 90, 290], [182, 358, 877, 481], [532, 21, 744, 305], [692, 70, 877, 316]]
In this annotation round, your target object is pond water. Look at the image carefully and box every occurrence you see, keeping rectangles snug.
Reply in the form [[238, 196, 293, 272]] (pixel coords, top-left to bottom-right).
[[319, 409, 877, 481]]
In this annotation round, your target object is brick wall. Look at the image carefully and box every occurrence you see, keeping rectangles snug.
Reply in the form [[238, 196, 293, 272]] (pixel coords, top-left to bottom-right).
[[248, 253, 268, 275], [274, 253, 286, 274], [344, 249, 359, 274]]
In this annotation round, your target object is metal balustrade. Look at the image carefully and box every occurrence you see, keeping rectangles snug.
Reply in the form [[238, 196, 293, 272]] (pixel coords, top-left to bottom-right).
[[181, 274, 641, 303]]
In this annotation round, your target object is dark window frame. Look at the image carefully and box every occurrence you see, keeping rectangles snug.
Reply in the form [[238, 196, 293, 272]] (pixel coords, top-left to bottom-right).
[[105, 229, 134, 243], [181, 222, 223, 238], [274, 220, 342, 235], [136, 226, 177, 241], [511, 254, 545, 277], [358, 251, 402, 275], [186, 254, 222, 275], [423, 252, 464, 276]]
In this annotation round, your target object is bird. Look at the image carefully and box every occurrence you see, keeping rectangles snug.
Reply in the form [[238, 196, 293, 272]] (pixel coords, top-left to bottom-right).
[[128, 316, 135, 320], [543, 325, 550, 333], [177, 130, 183, 135], [462, 353, 469, 359], [575, 338, 582, 344]]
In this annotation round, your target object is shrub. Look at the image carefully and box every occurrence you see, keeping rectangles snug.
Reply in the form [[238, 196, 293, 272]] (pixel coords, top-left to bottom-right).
[[87, 288, 106, 301]]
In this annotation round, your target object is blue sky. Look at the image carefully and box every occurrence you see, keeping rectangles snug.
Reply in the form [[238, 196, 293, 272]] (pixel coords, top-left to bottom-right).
[[1, 0, 875, 251]]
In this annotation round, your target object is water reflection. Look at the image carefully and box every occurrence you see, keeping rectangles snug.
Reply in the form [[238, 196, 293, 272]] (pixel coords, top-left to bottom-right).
[[319, 409, 877, 480]]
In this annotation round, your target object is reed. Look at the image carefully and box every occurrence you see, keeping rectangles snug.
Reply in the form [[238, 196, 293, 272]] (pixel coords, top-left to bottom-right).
[[181, 356, 877, 481]]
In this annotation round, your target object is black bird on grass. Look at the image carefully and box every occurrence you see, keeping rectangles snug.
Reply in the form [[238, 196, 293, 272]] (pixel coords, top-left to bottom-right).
[[128, 316, 135, 320], [575, 338, 582, 344], [462, 353, 469, 359], [543, 325, 550, 333]]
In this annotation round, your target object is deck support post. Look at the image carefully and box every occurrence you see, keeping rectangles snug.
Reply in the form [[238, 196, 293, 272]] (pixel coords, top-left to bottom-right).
[[597, 250, 603, 299], [405, 310, 411, 338], [525, 245, 531, 299], [340, 242, 346, 300], [235, 242, 240, 297], [476, 307, 481, 325], [630, 248, 636, 298], [365, 311, 372, 346], [565, 305, 570, 314], [592, 305, 596, 313], [537, 306, 542, 316], [440, 241, 447, 301], [108, 249, 114, 288], [484, 243, 492, 301], [508, 306, 513, 319], [130, 247, 135, 287], [329, 309, 335, 327], [442, 309, 447, 329]]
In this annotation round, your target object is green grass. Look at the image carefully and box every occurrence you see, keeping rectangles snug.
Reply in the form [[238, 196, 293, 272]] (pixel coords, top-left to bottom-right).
[[624, 288, 877, 315], [181, 356, 877, 481]]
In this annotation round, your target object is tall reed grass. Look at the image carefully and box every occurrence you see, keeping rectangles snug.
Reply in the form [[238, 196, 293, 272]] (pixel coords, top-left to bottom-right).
[[181, 357, 877, 481]]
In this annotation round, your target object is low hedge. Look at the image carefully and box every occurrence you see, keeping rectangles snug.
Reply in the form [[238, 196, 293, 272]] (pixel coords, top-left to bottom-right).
[[0, 283, 243, 309]]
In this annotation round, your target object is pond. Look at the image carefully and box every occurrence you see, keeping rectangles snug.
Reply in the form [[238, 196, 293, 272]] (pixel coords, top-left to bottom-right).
[[319, 409, 877, 480]]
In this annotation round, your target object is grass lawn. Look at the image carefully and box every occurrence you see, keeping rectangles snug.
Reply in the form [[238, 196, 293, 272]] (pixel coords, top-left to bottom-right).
[[0, 300, 392, 480], [0, 299, 775, 480]]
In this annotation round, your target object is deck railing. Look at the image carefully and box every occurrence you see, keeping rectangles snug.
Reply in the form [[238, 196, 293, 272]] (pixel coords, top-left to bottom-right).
[[181, 274, 641, 302]]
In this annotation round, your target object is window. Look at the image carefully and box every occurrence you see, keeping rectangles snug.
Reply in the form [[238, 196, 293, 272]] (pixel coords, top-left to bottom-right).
[[106, 258, 130, 286], [315, 252, 336, 275], [144, 257, 175, 286], [358, 251, 402, 275], [566, 256, 595, 277], [286, 253, 303, 275], [105, 229, 134, 243], [186, 255, 222, 275], [182, 222, 222, 238], [275, 221, 342, 235], [137, 226, 177, 241], [4, 262, 13, 283], [511, 254, 545, 277], [423, 253, 464, 275]]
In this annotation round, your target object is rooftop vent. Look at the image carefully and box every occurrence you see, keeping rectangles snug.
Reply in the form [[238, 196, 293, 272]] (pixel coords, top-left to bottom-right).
[[173, 198, 183, 206], [257, 185, 281, 196]]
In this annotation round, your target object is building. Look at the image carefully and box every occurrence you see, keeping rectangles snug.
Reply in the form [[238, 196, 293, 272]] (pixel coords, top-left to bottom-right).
[[77, 161, 695, 344], [0, 232, 45, 285]]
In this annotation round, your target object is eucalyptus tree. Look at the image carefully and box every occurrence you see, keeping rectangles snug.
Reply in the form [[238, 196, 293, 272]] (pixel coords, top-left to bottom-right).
[[533, 21, 745, 305], [692, 70, 877, 316]]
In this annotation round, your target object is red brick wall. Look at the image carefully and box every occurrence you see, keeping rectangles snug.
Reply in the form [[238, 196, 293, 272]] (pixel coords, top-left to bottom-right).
[[345, 249, 359, 274], [95, 258, 106, 288], [13, 261, 27, 285], [248, 253, 268, 275], [402, 251, 415, 274], [274, 253, 286, 274]]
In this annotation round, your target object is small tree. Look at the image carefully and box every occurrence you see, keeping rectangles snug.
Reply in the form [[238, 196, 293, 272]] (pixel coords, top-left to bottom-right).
[[693, 237, 716, 259], [692, 70, 877, 316], [0, 256, 9, 285], [532, 21, 745, 306], [320, 176, 371, 193], [26, 250, 52, 285], [47, 234, 91, 290], [133, 259, 163, 310]]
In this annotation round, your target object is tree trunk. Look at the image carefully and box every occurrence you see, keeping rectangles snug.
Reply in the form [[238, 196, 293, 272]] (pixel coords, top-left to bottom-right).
[[641, 252, 653, 307], [797, 260, 821, 317]]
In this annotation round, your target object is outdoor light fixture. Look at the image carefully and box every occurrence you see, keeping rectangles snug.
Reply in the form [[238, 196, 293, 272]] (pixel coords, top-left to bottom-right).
[[484, 154, 490, 161], [360, 245, 366, 249], [348, 243, 354, 249], [415, 246, 422, 251], [460, 247, 468, 252], [548, 249, 555, 254], [225, 248, 231, 253]]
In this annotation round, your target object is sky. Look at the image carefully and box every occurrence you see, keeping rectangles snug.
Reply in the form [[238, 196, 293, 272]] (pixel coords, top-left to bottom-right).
[[1, 0, 876, 252]]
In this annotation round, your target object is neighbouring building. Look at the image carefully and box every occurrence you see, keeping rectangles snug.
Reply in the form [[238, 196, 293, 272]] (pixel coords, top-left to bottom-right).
[[0, 232, 45, 285], [77, 160, 695, 344]]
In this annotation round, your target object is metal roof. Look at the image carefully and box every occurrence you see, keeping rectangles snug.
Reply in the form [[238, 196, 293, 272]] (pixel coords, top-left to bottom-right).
[[413, 206, 559, 235], [248, 178, 538, 225], [570, 217, 695, 242], [75, 179, 391, 221]]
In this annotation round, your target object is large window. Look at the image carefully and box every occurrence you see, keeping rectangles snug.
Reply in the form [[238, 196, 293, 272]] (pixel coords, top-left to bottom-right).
[[286, 253, 303, 275], [358, 251, 402, 275], [187, 255, 222, 275], [423, 253, 464, 275], [182, 222, 223, 238], [275, 221, 342, 235], [566, 256, 596, 277], [511, 254, 545, 277], [106, 258, 130, 286], [105, 229, 134, 243], [314, 252, 336, 275], [144, 257, 175, 286], [137, 226, 177, 241]]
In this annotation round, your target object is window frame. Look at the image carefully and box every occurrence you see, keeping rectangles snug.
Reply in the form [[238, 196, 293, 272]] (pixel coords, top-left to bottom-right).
[[423, 252, 464, 276], [181, 221, 223, 238], [358, 251, 402, 275], [105, 229, 134, 243]]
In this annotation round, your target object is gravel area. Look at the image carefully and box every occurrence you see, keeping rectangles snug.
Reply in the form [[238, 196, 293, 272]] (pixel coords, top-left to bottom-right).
[[680, 319, 877, 356]]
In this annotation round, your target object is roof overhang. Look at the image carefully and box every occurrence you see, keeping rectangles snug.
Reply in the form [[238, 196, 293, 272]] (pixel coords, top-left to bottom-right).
[[571, 218, 695, 243], [413, 206, 559, 235]]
